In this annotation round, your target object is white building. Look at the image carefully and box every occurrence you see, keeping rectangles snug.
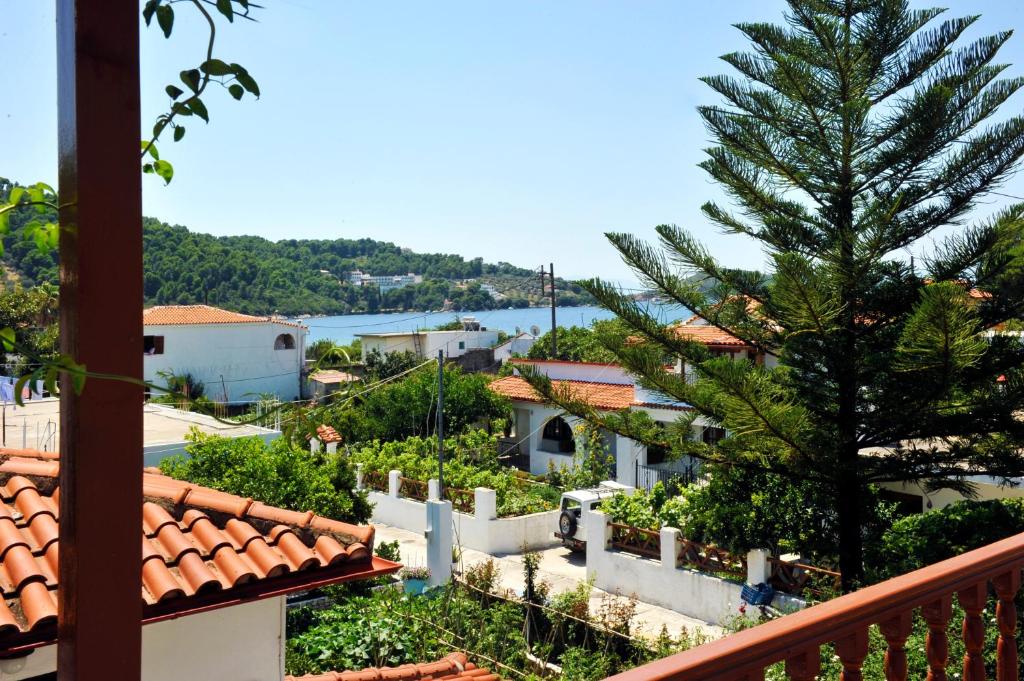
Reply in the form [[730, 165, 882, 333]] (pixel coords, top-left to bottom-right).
[[489, 359, 712, 487], [347, 271, 423, 293], [143, 305, 307, 404], [493, 332, 537, 364], [357, 327, 499, 361]]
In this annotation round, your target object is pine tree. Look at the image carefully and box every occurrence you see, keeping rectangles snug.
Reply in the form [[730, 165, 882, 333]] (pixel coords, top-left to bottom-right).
[[535, 1, 1024, 587]]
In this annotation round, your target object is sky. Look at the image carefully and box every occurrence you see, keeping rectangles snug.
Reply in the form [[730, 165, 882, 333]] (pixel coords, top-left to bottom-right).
[[3, 1, 1024, 285]]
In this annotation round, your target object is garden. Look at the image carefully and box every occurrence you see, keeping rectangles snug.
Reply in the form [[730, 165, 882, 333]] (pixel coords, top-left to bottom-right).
[[348, 430, 562, 517]]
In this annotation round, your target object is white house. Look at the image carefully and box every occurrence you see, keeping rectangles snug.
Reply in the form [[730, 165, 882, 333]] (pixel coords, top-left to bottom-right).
[[0, 451, 396, 681], [143, 305, 308, 404], [489, 359, 711, 487], [348, 271, 423, 293], [493, 331, 537, 364], [358, 327, 499, 361]]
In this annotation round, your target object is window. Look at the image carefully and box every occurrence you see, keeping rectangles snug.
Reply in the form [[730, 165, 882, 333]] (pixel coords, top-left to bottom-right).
[[702, 426, 726, 445], [541, 416, 576, 454], [143, 335, 164, 355], [646, 423, 670, 465], [458, 341, 465, 350], [274, 333, 296, 350]]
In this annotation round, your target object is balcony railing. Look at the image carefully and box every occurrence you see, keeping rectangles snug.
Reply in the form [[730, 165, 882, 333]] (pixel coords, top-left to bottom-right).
[[605, 530, 1024, 680]]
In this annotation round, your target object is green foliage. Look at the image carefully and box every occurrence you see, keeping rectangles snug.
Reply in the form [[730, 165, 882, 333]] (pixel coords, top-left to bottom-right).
[[0, 285, 58, 375], [868, 497, 1024, 581], [546, 423, 616, 490], [159, 429, 372, 524], [348, 431, 557, 516], [328, 364, 510, 443], [154, 369, 205, 400], [527, 322, 627, 363], [363, 349, 419, 381]]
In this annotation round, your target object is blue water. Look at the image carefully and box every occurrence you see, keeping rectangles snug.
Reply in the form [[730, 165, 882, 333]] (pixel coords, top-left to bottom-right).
[[300, 303, 689, 344]]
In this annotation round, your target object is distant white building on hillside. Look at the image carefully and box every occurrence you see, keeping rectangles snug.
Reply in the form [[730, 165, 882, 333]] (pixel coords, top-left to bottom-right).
[[143, 305, 307, 403], [357, 323, 499, 361], [493, 331, 537, 364], [347, 271, 423, 293]]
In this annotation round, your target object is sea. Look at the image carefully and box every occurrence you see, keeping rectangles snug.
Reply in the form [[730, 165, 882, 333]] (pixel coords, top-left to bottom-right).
[[300, 303, 689, 345]]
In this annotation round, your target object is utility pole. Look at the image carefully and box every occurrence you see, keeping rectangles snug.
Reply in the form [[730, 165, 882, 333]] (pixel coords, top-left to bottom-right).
[[549, 263, 557, 357], [436, 349, 445, 499]]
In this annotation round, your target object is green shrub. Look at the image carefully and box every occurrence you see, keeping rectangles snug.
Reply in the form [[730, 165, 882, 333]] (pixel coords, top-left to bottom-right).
[[868, 497, 1024, 581], [160, 429, 372, 524], [349, 431, 557, 516]]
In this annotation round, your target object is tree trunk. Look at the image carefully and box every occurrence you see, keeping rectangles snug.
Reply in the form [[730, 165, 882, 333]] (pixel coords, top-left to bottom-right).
[[836, 449, 864, 591]]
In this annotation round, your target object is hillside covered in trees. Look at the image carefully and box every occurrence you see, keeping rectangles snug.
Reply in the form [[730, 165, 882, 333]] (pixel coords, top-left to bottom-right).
[[0, 179, 593, 315]]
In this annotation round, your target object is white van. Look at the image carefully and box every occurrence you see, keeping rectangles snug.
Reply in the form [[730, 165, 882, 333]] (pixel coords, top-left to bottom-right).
[[554, 481, 633, 551]]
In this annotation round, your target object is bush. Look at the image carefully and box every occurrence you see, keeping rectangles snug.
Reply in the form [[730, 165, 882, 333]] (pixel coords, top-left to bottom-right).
[[867, 497, 1024, 581], [160, 429, 372, 524]]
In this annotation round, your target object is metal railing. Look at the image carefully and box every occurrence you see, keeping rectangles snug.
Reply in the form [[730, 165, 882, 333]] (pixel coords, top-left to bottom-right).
[[606, 530, 1024, 680], [634, 461, 701, 494]]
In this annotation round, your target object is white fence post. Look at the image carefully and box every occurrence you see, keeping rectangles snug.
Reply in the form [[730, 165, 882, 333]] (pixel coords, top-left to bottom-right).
[[660, 527, 680, 570], [388, 470, 401, 498], [474, 488, 497, 521], [309, 436, 320, 454], [428, 479, 440, 501], [425, 499, 453, 587], [326, 442, 338, 454], [355, 463, 364, 490], [746, 548, 771, 585], [585, 510, 610, 582]]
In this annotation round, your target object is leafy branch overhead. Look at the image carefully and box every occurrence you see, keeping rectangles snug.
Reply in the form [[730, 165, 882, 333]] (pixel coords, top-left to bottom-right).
[[141, 0, 262, 184]]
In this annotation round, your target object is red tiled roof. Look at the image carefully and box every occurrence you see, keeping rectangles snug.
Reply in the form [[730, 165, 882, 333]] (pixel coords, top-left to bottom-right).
[[509, 358, 620, 368], [489, 376, 690, 412], [670, 317, 752, 348], [143, 304, 305, 328], [490, 375, 634, 410], [0, 451, 396, 645], [286, 652, 500, 681], [310, 370, 360, 385], [316, 425, 343, 444]]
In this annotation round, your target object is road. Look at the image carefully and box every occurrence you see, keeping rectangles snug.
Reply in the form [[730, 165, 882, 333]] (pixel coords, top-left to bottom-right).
[[373, 522, 724, 641]]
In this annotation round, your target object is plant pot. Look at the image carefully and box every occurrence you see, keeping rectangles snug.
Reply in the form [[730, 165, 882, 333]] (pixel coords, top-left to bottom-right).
[[403, 578, 426, 595]]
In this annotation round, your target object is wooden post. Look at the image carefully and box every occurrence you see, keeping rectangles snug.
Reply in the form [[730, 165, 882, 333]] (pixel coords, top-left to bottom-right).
[[57, 1, 143, 679]]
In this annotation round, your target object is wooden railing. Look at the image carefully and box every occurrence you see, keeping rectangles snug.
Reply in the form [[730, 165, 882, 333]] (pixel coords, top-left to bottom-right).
[[445, 487, 475, 514], [362, 470, 388, 492], [609, 522, 662, 559], [677, 537, 746, 579], [399, 476, 428, 501], [768, 556, 842, 599], [605, 530, 1024, 680]]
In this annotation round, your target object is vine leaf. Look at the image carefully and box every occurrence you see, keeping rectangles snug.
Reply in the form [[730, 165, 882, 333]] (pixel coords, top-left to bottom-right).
[[156, 4, 174, 38], [216, 0, 234, 23], [228, 84, 244, 101], [173, 126, 186, 142], [165, 85, 184, 100], [0, 328, 14, 352], [201, 59, 233, 76]]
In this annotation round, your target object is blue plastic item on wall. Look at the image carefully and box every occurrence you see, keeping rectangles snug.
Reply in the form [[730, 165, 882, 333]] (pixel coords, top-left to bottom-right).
[[741, 582, 775, 606]]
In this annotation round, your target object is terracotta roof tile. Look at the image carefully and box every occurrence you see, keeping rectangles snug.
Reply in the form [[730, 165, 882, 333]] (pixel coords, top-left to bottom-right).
[[670, 318, 752, 347], [316, 425, 344, 444], [0, 452, 394, 644], [489, 376, 635, 410], [311, 370, 360, 385], [143, 304, 305, 328], [285, 652, 501, 681]]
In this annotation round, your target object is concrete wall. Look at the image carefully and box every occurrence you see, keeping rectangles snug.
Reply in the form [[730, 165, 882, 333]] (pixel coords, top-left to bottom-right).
[[512, 359, 632, 384], [363, 471, 560, 554], [879, 478, 1024, 512], [143, 322, 306, 403], [493, 334, 537, 364], [360, 330, 500, 361], [584, 511, 803, 625], [0, 597, 285, 681]]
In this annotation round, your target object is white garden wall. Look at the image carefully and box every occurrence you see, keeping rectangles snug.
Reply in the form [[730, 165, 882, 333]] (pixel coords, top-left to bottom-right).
[[584, 511, 804, 625], [361, 468, 560, 554]]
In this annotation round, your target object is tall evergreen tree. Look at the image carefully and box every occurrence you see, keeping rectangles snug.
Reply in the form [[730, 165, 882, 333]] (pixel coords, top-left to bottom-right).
[[532, 1, 1024, 587]]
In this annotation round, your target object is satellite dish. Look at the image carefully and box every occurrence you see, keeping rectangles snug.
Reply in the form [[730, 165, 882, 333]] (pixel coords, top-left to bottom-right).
[[529, 325, 541, 337]]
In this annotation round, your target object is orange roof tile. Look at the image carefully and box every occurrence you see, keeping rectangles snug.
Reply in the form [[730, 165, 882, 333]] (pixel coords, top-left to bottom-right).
[[310, 370, 360, 385], [143, 304, 305, 328], [286, 652, 500, 681], [0, 452, 396, 646], [316, 425, 343, 444], [670, 317, 752, 348], [489, 376, 690, 412]]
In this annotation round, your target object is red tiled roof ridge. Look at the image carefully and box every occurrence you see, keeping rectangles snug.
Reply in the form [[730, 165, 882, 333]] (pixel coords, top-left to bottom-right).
[[285, 652, 501, 681], [489, 375, 690, 413], [143, 304, 306, 328], [316, 424, 343, 444]]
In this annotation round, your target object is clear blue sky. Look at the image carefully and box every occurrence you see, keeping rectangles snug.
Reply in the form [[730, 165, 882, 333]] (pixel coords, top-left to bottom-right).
[[3, 1, 1024, 284]]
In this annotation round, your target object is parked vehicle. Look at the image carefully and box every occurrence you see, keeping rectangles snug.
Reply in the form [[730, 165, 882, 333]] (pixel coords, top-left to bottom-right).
[[554, 481, 632, 551]]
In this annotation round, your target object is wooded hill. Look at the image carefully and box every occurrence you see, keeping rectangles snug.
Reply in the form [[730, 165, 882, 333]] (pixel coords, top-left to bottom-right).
[[0, 179, 593, 315]]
